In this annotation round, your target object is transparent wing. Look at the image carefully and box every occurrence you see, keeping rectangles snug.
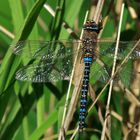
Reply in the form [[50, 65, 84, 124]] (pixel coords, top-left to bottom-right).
[[11, 40, 82, 60], [89, 60, 140, 89], [12, 40, 140, 86], [13, 40, 82, 82], [15, 55, 140, 90], [15, 52, 75, 82], [11, 40, 140, 60], [89, 62, 110, 84], [97, 40, 140, 59], [15, 59, 111, 83]]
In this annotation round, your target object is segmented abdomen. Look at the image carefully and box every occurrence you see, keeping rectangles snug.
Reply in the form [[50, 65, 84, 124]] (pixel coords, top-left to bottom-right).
[[79, 57, 92, 130]]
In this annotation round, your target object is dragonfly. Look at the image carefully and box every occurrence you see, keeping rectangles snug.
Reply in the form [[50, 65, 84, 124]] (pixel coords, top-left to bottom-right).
[[12, 20, 140, 131]]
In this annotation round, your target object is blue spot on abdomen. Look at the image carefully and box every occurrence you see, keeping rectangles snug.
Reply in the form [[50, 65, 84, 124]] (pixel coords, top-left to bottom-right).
[[84, 57, 93, 62]]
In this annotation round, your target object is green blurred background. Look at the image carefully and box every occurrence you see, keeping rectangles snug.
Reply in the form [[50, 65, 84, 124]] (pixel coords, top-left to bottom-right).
[[0, 0, 140, 140]]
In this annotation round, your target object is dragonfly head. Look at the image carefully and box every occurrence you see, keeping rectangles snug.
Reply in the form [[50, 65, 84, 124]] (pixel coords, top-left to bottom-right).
[[83, 20, 102, 34]]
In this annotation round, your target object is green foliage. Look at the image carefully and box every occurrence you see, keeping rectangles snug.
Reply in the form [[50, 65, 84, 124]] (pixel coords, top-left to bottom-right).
[[0, 0, 140, 140]]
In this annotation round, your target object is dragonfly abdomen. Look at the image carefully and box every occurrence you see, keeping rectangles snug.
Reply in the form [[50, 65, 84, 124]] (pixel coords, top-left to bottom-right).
[[79, 57, 93, 130]]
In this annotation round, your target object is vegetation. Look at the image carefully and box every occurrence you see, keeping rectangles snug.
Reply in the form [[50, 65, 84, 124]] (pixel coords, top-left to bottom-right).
[[0, 0, 140, 140]]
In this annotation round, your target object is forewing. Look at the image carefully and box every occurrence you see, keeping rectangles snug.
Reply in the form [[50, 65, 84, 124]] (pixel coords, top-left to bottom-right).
[[98, 40, 140, 59], [12, 40, 82, 60]]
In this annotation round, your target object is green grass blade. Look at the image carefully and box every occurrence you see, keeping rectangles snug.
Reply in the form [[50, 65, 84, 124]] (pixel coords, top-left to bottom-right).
[[29, 110, 58, 140], [0, 0, 47, 93]]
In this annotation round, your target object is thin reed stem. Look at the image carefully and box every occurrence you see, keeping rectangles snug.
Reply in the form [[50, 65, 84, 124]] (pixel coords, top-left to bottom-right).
[[0, 25, 15, 39], [44, 2, 78, 39], [93, 0, 105, 23], [101, 3, 125, 140], [58, 11, 89, 140]]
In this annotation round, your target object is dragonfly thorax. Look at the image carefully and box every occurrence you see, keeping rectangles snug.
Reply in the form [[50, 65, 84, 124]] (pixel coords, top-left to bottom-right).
[[81, 20, 102, 60], [81, 34, 98, 61], [82, 20, 102, 47], [82, 38, 96, 46]]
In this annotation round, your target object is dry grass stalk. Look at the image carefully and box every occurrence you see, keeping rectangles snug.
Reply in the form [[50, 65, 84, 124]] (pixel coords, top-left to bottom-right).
[[101, 3, 125, 140]]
